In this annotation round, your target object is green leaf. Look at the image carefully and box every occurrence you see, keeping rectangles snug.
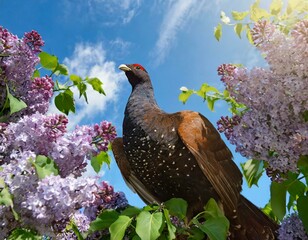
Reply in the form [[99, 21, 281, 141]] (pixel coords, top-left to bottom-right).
[[220, 11, 230, 24], [6, 85, 27, 114], [262, 202, 278, 222], [298, 155, 308, 184], [303, 111, 308, 122], [54, 63, 69, 76], [234, 23, 243, 38], [203, 198, 225, 219], [163, 209, 176, 240], [287, 179, 306, 198], [195, 217, 229, 240], [0, 180, 19, 220], [54, 89, 75, 115], [136, 211, 164, 240], [109, 215, 132, 240], [32, 69, 40, 78], [231, 11, 249, 21], [270, 181, 286, 221], [32, 155, 59, 179], [87, 77, 105, 95], [89, 210, 120, 232], [179, 90, 193, 104], [250, 0, 270, 22], [192, 199, 229, 240], [206, 96, 218, 112], [77, 82, 88, 103], [214, 23, 222, 41], [240, 159, 264, 188], [121, 206, 142, 217], [67, 221, 85, 240], [297, 195, 308, 232], [245, 25, 254, 45], [188, 226, 206, 240], [270, 0, 283, 15], [70, 74, 83, 84], [8, 228, 41, 240], [39, 52, 58, 71], [91, 151, 111, 173], [164, 198, 188, 220]]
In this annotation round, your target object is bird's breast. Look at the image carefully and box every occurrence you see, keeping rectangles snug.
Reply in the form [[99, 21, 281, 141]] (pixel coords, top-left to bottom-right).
[[123, 115, 215, 202]]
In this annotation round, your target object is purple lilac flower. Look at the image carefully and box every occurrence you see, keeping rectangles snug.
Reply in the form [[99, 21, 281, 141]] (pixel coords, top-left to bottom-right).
[[84, 181, 128, 221], [92, 121, 117, 152], [23, 30, 44, 53], [217, 20, 308, 174], [217, 115, 241, 140], [278, 213, 308, 240]]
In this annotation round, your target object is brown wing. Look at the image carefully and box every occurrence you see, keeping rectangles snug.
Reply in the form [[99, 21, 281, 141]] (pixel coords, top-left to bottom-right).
[[111, 137, 161, 204], [177, 111, 243, 213]]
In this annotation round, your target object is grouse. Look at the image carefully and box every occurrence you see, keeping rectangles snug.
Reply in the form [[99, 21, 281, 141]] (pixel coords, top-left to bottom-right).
[[112, 63, 278, 239]]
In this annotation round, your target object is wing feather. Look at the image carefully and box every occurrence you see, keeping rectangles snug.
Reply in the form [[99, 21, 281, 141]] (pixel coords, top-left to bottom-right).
[[177, 111, 242, 212]]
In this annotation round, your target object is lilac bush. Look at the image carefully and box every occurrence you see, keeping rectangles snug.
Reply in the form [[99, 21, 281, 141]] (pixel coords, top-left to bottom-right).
[[217, 20, 308, 175], [0, 26, 126, 238]]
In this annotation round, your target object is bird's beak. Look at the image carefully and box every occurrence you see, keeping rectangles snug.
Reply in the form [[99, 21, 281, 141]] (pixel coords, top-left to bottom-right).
[[118, 64, 131, 72]]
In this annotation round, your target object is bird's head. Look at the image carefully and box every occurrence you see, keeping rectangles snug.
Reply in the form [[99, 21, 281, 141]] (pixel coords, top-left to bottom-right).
[[118, 63, 150, 87]]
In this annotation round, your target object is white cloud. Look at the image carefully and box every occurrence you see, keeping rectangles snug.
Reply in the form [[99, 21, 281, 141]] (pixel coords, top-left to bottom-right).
[[49, 42, 126, 129], [152, 0, 207, 65]]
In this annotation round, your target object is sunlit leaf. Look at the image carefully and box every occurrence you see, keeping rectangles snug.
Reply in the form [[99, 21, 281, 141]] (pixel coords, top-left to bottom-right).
[[214, 23, 222, 41], [270, 181, 286, 221], [54, 63, 69, 76], [39, 52, 58, 71], [231, 11, 249, 21], [178, 90, 193, 104], [250, 0, 270, 21], [245, 25, 254, 45], [109, 215, 132, 240], [136, 211, 164, 240], [234, 23, 243, 38], [164, 198, 188, 220], [262, 202, 278, 222], [87, 77, 105, 95], [270, 0, 283, 15], [240, 159, 264, 188], [70, 74, 83, 84]]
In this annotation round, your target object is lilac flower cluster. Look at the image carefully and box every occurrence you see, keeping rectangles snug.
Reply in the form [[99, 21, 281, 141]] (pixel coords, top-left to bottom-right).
[[23, 30, 44, 53], [84, 181, 128, 220], [0, 27, 124, 238], [217, 20, 308, 173], [278, 213, 308, 240], [0, 26, 48, 121], [217, 115, 241, 140]]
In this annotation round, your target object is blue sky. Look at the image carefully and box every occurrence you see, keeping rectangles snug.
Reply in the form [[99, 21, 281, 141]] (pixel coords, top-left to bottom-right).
[[0, 0, 271, 208]]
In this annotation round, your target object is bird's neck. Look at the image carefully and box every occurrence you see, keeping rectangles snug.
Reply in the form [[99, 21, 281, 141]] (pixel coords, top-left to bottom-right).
[[125, 82, 162, 117]]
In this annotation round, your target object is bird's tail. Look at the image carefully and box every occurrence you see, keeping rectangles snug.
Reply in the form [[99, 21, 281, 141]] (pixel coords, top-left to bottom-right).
[[230, 195, 279, 240]]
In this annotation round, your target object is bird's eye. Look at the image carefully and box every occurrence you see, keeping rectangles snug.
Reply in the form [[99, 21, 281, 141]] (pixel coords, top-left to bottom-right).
[[136, 66, 141, 70]]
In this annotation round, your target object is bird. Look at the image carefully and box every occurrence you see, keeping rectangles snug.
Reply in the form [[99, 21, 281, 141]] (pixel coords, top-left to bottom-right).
[[112, 63, 278, 239]]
